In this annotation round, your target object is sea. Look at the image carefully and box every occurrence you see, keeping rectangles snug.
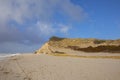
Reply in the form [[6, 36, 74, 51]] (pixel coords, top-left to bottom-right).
[[0, 53, 21, 61]]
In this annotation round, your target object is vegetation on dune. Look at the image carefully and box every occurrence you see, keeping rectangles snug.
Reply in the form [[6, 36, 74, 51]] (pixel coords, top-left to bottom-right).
[[49, 36, 65, 41], [67, 45, 120, 53], [49, 36, 120, 47], [36, 36, 120, 54], [93, 39, 106, 44]]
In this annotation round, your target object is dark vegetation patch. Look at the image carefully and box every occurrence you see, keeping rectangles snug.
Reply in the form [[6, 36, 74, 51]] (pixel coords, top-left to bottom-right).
[[49, 36, 65, 41], [93, 40, 106, 44], [67, 45, 120, 53]]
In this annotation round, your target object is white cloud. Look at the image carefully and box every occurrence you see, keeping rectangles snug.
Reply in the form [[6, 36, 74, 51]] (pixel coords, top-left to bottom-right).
[[61, 0, 86, 21], [36, 22, 55, 35], [0, 0, 87, 52], [58, 24, 71, 34], [0, 0, 86, 23]]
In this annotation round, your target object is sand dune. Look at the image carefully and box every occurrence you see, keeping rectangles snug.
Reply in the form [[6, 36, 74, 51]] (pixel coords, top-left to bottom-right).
[[36, 36, 120, 54], [0, 54, 120, 80]]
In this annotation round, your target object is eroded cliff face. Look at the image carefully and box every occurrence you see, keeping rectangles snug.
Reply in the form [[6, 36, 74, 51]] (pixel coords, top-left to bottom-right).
[[35, 43, 51, 54], [35, 36, 120, 54]]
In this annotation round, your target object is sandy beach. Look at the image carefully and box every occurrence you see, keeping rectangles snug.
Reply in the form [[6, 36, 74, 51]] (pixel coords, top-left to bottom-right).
[[0, 53, 120, 80]]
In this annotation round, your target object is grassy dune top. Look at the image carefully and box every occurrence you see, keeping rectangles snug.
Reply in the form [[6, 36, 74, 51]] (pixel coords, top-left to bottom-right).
[[49, 36, 120, 47], [48, 36, 120, 53], [36, 36, 120, 54]]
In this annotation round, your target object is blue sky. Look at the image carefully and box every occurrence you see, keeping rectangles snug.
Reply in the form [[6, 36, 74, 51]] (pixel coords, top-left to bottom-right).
[[0, 0, 120, 53], [69, 0, 120, 39]]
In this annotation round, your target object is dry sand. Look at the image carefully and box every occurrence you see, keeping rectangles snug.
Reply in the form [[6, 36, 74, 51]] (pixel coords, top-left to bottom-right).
[[0, 53, 120, 80]]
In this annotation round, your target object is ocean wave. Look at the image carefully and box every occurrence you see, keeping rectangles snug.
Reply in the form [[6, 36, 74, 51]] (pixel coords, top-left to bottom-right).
[[0, 53, 21, 60]]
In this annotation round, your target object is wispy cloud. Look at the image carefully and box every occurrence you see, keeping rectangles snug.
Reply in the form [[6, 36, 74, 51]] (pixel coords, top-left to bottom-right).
[[0, 0, 86, 52], [58, 24, 71, 34], [36, 21, 55, 36]]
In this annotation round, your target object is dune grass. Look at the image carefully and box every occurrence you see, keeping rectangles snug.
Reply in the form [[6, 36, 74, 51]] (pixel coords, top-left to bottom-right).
[[50, 53, 120, 59]]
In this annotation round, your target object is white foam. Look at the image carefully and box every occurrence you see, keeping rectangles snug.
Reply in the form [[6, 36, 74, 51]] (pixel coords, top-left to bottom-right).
[[0, 53, 21, 60]]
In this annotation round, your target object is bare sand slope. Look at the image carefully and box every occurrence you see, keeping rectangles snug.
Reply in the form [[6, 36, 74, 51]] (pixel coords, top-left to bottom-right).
[[0, 54, 120, 80]]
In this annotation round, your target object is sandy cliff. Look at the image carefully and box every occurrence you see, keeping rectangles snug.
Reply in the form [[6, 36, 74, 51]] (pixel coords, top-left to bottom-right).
[[35, 36, 120, 54]]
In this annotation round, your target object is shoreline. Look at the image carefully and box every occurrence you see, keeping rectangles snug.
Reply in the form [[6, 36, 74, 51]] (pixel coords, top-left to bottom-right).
[[1, 52, 120, 61], [0, 53, 32, 60]]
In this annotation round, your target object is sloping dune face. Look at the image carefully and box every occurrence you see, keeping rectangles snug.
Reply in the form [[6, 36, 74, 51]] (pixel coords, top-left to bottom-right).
[[36, 36, 120, 54]]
